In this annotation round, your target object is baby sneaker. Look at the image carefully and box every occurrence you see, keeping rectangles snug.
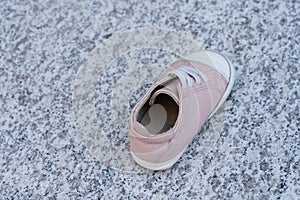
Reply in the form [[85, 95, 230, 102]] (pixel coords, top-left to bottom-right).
[[128, 50, 235, 170]]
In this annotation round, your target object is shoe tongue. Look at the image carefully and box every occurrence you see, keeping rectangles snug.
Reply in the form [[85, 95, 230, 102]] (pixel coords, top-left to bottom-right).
[[149, 78, 179, 105]]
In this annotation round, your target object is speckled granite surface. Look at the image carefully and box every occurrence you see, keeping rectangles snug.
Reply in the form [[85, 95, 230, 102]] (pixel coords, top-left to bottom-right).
[[1, 0, 299, 199]]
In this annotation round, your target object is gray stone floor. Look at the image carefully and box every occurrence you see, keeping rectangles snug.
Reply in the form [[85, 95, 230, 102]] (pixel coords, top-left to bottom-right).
[[1, 0, 299, 199]]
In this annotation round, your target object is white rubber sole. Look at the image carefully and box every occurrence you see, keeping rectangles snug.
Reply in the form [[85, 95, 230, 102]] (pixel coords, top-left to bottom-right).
[[131, 50, 235, 171], [131, 148, 186, 171]]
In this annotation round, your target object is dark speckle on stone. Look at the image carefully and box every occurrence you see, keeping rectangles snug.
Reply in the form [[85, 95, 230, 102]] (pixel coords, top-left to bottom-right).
[[103, 33, 112, 39], [260, 161, 269, 171]]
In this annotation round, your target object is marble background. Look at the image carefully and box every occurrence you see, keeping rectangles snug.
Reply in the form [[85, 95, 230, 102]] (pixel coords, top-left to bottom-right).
[[1, 0, 299, 199]]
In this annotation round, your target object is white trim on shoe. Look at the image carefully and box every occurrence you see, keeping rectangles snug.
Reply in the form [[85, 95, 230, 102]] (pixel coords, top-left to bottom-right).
[[131, 147, 187, 171]]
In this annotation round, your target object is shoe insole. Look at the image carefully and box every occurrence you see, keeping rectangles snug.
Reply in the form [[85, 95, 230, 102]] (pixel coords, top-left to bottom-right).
[[141, 104, 167, 135]]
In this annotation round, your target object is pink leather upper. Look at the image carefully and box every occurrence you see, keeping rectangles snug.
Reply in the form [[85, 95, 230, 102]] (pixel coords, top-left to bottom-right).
[[129, 59, 228, 163]]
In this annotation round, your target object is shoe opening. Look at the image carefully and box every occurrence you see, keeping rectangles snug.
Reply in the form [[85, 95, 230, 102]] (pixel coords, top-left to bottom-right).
[[137, 93, 179, 135]]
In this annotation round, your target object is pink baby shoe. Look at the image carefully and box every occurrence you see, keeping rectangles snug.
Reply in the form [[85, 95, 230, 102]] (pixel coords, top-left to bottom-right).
[[128, 50, 235, 170]]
